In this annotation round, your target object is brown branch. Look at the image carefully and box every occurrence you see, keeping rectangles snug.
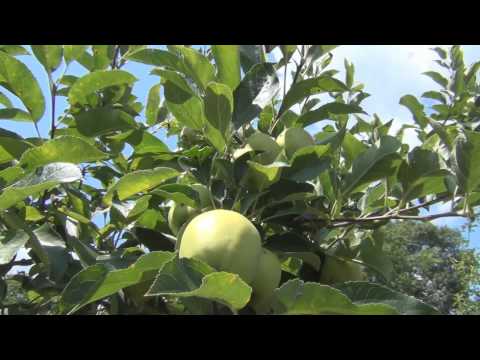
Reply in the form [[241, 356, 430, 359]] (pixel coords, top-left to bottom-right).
[[329, 211, 468, 228], [50, 83, 57, 139], [111, 45, 121, 70], [390, 194, 451, 215]]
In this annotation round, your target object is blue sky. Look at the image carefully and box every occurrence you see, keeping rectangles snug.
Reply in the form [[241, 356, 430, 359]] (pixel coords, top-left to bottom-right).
[[3, 45, 480, 273]]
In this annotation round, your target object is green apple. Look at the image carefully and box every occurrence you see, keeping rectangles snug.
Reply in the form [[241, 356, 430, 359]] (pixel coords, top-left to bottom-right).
[[250, 248, 282, 313], [168, 203, 199, 236], [319, 256, 367, 284], [276, 127, 315, 158], [180, 127, 201, 148], [179, 209, 262, 284]]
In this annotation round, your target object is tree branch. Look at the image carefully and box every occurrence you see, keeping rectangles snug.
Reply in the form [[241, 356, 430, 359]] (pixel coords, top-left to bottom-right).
[[111, 45, 121, 70], [50, 82, 57, 139], [329, 211, 468, 228]]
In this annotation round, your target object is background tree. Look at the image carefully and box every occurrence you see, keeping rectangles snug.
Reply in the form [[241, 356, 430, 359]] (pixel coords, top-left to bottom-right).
[[373, 221, 480, 314]]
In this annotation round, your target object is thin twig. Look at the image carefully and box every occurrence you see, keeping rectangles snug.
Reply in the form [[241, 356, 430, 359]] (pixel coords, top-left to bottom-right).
[[392, 194, 450, 215], [50, 82, 57, 139]]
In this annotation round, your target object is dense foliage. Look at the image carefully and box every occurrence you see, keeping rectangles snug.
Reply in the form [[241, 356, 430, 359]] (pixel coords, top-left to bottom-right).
[[375, 222, 480, 314], [1, 45, 480, 315]]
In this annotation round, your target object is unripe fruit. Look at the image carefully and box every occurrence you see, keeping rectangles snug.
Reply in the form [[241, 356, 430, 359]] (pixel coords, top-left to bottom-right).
[[168, 203, 198, 236], [319, 256, 367, 284], [251, 248, 282, 313], [276, 127, 315, 158], [180, 127, 201, 147], [179, 209, 262, 284]]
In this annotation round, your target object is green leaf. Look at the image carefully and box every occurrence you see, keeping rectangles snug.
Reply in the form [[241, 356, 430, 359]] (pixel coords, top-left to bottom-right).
[[33, 223, 69, 282], [109, 129, 169, 155], [0, 45, 30, 56], [280, 45, 297, 63], [284, 145, 330, 182], [147, 256, 252, 312], [0, 135, 33, 163], [64, 217, 98, 268], [74, 106, 138, 137], [297, 102, 365, 127], [0, 91, 12, 108], [232, 63, 279, 129], [315, 126, 346, 150], [145, 83, 161, 126], [344, 59, 354, 88], [279, 75, 348, 116], [151, 184, 200, 207], [0, 165, 24, 188], [68, 70, 137, 106], [157, 69, 205, 130], [258, 105, 274, 133], [126, 48, 184, 71], [212, 45, 241, 90], [63, 45, 88, 65], [204, 82, 233, 138], [59, 251, 175, 314], [0, 230, 28, 265], [452, 130, 480, 194], [465, 61, 480, 88], [358, 233, 393, 281], [342, 132, 368, 166], [204, 122, 226, 153], [19, 136, 108, 172], [271, 279, 398, 315], [398, 148, 449, 201], [343, 136, 401, 195], [0, 162, 82, 211], [431, 47, 447, 60], [169, 45, 216, 91], [239, 45, 265, 73], [247, 161, 288, 191], [264, 232, 313, 253], [76, 50, 95, 71], [421, 91, 447, 104], [0, 108, 33, 122], [0, 51, 45, 122], [92, 45, 113, 70], [335, 282, 440, 315], [103, 167, 179, 206], [31, 45, 63, 73], [399, 95, 428, 129], [304, 45, 339, 69], [423, 71, 449, 89]]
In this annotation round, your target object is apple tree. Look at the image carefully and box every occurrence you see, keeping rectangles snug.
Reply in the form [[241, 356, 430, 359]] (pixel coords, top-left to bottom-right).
[[0, 44, 479, 315]]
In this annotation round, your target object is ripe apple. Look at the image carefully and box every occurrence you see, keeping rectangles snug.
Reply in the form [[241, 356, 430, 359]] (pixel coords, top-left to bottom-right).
[[319, 256, 367, 284], [276, 127, 315, 158], [179, 209, 262, 284], [250, 248, 282, 313]]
